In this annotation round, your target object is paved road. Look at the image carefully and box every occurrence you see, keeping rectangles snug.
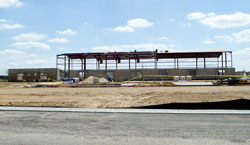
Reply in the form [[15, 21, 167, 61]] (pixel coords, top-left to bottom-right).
[[0, 111, 250, 145]]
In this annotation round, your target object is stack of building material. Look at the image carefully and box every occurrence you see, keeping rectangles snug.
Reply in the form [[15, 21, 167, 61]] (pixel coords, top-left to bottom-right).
[[186, 76, 192, 81], [173, 76, 179, 81], [180, 76, 186, 81], [173, 81, 214, 86]]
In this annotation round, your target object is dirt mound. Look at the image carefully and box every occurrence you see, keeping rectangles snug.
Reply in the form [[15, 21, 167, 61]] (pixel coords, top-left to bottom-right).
[[80, 76, 109, 84]]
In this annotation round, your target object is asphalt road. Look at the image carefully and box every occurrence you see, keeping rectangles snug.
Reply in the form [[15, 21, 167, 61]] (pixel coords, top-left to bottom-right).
[[0, 111, 250, 145]]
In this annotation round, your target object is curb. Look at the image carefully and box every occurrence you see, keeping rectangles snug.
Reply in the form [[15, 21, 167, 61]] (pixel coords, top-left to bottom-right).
[[0, 106, 250, 114]]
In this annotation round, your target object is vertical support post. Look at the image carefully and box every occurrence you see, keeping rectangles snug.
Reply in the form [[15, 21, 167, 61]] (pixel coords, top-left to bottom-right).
[[204, 56, 206, 69], [154, 58, 157, 69], [105, 56, 107, 78], [217, 58, 219, 68], [98, 60, 100, 70], [129, 55, 131, 70], [64, 56, 66, 78], [71, 59, 73, 71], [56, 55, 58, 81], [68, 57, 70, 78], [56, 55, 58, 69], [177, 58, 179, 69], [135, 59, 137, 70], [221, 53, 224, 75], [116, 59, 118, 70], [225, 52, 227, 69], [81, 58, 83, 77], [84, 57, 86, 79], [196, 57, 198, 69], [174, 58, 176, 69], [231, 52, 233, 68], [96, 59, 97, 70], [105, 56, 107, 71]]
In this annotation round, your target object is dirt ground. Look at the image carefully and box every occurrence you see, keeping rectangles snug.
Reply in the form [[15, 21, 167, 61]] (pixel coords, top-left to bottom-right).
[[0, 82, 250, 108]]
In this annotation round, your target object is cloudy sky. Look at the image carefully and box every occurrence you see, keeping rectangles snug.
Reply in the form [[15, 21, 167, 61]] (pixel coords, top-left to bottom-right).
[[1, 0, 250, 74]]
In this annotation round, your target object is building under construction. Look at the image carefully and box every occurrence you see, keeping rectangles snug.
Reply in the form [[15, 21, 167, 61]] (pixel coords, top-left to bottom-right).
[[56, 50, 235, 81]]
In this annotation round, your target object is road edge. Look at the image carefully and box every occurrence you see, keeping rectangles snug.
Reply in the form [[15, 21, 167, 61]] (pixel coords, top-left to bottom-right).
[[0, 106, 250, 114]]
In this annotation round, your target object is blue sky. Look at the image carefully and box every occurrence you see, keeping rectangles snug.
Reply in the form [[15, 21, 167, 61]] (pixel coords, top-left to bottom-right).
[[1, 0, 250, 75]]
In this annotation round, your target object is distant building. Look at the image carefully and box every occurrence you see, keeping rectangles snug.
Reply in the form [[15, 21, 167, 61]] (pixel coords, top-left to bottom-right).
[[8, 68, 60, 82], [0, 75, 8, 81]]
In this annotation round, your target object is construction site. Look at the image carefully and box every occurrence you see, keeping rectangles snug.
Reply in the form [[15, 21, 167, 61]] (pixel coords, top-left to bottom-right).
[[56, 50, 235, 81], [1, 50, 250, 109]]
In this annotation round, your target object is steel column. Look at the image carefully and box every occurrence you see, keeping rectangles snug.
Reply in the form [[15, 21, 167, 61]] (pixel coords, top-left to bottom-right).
[[81, 58, 83, 77], [174, 58, 176, 69], [128, 55, 131, 70], [225, 52, 227, 69], [56, 55, 58, 69], [204, 57, 206, 69], [154, 59, 157, 69], [221, 53, 224, 75], [196, 58, 198, 69], [68, 57, 70, 78], [84, 57, 86, 79], [116, 59, 118, 70], [135, 59, 137, 70], [64, 56, 66, 77], [177, 58, 179, 69], [217, 58, 219, 68], [231, 52, 233, 68]]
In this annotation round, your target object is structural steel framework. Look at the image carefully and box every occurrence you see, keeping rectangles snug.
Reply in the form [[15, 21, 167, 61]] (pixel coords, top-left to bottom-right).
[[56, 50, 233, 78]]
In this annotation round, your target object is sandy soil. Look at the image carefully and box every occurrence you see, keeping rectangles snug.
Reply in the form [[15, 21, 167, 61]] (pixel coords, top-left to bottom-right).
[[0, 82, 250, 108]]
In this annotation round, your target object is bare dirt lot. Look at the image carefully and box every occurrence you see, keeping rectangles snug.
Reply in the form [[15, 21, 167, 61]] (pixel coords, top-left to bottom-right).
[[0, 82, 250, 108]]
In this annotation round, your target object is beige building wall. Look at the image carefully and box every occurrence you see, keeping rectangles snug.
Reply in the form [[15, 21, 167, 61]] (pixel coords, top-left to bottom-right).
[[69, 68, 236, 82]]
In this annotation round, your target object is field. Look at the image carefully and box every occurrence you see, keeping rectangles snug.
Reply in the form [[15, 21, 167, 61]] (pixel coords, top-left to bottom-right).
[[0, 82, 250, 108]]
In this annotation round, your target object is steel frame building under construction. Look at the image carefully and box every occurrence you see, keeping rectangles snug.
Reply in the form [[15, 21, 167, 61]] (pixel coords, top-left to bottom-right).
[[56, 50, 235, 81]]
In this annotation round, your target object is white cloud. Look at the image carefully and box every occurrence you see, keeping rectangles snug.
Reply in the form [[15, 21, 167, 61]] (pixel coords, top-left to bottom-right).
[[113, 26, 134, 32], [0, 49, 52, 75], [91, 43, 171, 52], [181, 22, 191, 27], [127, 18, 154, 28], [58, 47, 64, 50], [169, 44, 175, 48], [234, 48, 250, 55], [203, 40, 216, 44], [25, 59, 46, 65], [0, 49, 24, 55], [215, 28, 250, 43], [0, 23, 23, 30], [13, 33, 47, 41], [0, 49, 38, 60], [188, 11, 250, 29], [12, 41, 51, 50], [0, 19, 7, 22], [48, 38, 68, 43], [0, 0, 23, 8], [187, 12, 207, 20], [56, 29, 77, 35], [158, 37, 168, 40], [113, 18, 154, 32]]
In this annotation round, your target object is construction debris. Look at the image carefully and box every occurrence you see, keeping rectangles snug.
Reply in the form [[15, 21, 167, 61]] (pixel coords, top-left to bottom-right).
[[24, 82, 63, 88]]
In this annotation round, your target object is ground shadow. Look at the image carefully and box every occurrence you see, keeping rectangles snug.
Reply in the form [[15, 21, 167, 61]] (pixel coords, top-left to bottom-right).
[[133, 99, 250, 110]]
